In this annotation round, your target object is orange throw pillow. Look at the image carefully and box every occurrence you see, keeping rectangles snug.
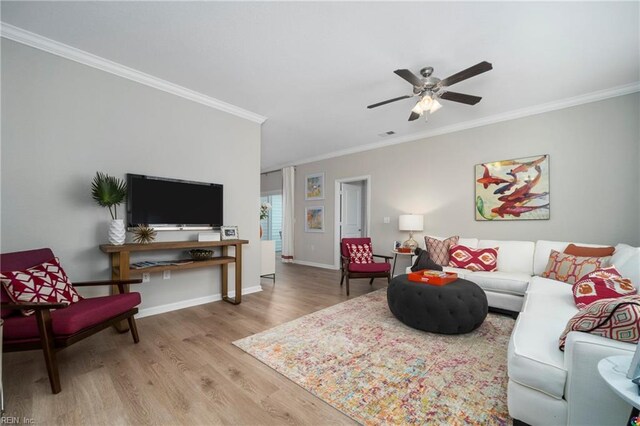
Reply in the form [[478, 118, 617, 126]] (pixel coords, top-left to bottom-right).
[[564, 243, 615, 258]]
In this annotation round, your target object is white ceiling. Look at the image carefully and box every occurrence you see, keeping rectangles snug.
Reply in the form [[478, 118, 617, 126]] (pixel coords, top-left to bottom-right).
[[2, 2, 639, 171]]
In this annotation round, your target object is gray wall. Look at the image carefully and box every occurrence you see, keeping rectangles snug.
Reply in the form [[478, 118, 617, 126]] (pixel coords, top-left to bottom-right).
[[294, 93, 640, 267], [1, 39, 262, 313]]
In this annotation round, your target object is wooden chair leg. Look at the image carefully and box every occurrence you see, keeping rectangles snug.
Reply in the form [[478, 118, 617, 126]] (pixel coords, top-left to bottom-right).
[[340, 271, 344, 287], [369, 278, 374, 285], [346, 274, 350, 296], [127, 316, 140, 344], [34, 309, 61, 394]]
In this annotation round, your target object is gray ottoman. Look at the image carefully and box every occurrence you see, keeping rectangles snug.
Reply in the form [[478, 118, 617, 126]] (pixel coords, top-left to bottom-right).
[[387, 274, 488, 334]]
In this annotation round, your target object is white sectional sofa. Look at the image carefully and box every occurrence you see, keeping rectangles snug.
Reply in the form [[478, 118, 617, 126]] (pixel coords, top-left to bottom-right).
[[407, 238, 640, 425]]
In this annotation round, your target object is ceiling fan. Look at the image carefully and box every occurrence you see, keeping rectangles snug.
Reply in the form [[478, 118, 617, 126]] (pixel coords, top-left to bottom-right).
[[367, 61, 493, 121]]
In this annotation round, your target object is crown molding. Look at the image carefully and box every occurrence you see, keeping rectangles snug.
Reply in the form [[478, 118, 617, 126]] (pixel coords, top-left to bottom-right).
[[1, 22, 267, 124], [262, 81, 640, 172]]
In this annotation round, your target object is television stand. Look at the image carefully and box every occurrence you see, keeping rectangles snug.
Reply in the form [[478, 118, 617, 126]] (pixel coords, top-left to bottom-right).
[[100, 239, 249, 330]]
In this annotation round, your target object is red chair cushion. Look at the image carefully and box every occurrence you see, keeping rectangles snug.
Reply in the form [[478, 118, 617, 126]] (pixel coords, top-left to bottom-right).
[[341, 238, 372, 258], [348, 262, 391, 273], [346, 242, 373, 264], [1, 257, 82, 317], [4, 292, 141, 341]]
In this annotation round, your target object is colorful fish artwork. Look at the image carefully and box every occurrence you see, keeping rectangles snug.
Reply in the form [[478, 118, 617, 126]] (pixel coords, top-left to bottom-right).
[[475, 155, 550, 221]]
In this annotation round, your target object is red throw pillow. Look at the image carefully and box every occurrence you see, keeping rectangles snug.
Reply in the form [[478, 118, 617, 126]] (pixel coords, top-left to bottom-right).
[[572, 267, 636, 309], [0, 257, 82, 316], [347, 243, 373, 264], [449, 244, 499, 272], [559, 295, 640, 350], [425, 236, 459, 266], [542, 250, 611, 284]]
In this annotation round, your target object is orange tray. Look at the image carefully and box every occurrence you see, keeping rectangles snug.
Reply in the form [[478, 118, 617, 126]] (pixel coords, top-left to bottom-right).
[[407, 270, 458, 286]]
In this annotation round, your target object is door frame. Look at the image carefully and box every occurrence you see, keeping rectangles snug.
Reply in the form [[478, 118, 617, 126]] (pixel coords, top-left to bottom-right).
[[334, 175, 371, 269]]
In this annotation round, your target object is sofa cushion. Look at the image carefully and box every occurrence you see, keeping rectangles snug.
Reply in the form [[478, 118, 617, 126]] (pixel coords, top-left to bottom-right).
[[469, 271, 531, 296], [572, 267, 636, 309], [542, 250, 611, 284], [348, 262, 391, 273], [4, 292, 141, 340], [346, 242, 373, 264], [611, 243, 640, 286], [479, 240, 535, 274], [564, 243, 615, 257], [1, 257, 82, 316], [533, 240, 612, 276], [522, 276, 577, 320], [449, 244, 498, 271], [425, 235, 459, 266], [558, 295, 640, 350], [508, 311, 569, 399]]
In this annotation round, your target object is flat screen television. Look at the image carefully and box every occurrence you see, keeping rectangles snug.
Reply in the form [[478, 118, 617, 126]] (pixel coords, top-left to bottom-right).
[[126, 174, 223, 230]]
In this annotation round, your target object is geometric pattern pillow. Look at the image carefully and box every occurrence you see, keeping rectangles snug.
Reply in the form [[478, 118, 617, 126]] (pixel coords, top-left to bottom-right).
[[0, 257, 81, 316], [347, 243, 373, 264], [572, 267, 636, 309], [449, 244, 499, 272], [559, 295, 640, 350], [425, 236, 459, 266], [542, 250, 611, 284]]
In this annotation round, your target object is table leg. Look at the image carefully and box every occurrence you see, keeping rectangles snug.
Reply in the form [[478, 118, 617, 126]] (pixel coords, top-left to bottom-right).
[[222, 243, 242, 305], [392, 253, 398, 277], [111, 251, 130, 332]]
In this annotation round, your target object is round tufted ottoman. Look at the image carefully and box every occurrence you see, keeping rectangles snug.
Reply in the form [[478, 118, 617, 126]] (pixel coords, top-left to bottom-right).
[[387, 274, 488, 334]]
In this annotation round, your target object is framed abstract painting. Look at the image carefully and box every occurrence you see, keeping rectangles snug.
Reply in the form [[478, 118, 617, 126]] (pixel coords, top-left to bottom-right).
[[305, 206, 324, 232], [475, 154, 550, 221], [305, 173, 325, 200]]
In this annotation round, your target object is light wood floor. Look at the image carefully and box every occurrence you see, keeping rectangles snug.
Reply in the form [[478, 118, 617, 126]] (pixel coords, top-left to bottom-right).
[[3, 261, 390, 425]]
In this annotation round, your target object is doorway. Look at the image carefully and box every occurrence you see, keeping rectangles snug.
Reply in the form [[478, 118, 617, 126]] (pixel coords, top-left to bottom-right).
[[334, 175, 371, 268]]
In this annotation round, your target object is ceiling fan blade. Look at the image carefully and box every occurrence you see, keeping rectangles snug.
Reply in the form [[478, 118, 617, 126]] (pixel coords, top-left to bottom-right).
[[367, 95, 411, 109], [408, 111, 421, 121], [438, 61, 492, 88], [394, 69, 424, 88], [439, 91, 482, 105]]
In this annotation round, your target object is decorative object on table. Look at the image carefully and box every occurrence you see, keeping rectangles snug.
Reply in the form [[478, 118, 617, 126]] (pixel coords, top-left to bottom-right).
[[407, 270, 458, 286], [188, 249, 214, 261], [398, 214, 423, 250], [234, 289, 512, 425], [131, 225, 157, 244], [220, 225, 239, 240], [305, 172, 324, 200], [91, 172, 127, 245], [475, 154, 550, 221], [260, 201, 271, 238], [305, 206, 324, 232], [393, 240, 401, 250], [197, 232, 221, 242]]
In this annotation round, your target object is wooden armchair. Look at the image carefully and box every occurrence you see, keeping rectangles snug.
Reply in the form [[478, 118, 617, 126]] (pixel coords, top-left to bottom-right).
[[1, 248, 142, 394], [340, 237, 392, 296]]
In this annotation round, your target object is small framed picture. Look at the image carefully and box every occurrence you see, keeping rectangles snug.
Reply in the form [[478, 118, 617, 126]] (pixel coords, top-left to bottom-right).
[[305, 206, 324, 232], [394, 241, 401, 250], [220, 226, 239, 240], [305, 173, 325, 200]]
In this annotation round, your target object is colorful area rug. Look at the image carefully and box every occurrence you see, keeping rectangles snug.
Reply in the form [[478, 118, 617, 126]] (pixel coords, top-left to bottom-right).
[[233, 289, 515, 425]]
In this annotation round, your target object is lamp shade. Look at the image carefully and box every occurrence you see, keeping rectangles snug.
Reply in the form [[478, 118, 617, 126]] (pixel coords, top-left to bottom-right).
[[399, 214, 424, 231]]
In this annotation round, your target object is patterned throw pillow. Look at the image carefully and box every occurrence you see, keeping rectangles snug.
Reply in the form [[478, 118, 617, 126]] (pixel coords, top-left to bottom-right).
[[572, 267, 636, 309], [559, 295, 640, 350], [449, 244, 499, 272], [425, 236, 459, 266], [542, 250, 611, 284], [1, 257, 82, 316], [347, 243, 373, 264]]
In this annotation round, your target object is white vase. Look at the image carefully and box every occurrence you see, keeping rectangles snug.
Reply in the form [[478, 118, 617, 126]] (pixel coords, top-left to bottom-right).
[[108, 219, 126, 245]]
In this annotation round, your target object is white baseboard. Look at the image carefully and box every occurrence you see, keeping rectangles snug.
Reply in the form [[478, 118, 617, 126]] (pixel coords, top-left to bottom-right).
[[292, 260, 339, 270], [137, 285, 262, 318]]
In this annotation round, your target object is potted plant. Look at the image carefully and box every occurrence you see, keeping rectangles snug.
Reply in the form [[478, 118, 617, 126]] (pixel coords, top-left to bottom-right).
[[260, 201, 271, 238], [91, 172, 127, 245]]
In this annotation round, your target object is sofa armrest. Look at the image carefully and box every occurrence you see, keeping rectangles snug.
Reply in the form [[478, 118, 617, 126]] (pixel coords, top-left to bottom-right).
[[563, 331, 635, 425]]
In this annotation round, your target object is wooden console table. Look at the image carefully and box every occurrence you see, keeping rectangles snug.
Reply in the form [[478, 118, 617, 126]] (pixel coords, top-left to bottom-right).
[[100, 240, 249, 329]]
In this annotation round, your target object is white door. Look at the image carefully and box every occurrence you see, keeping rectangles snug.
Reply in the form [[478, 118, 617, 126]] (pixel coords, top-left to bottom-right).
[[341, 182, 363, 238]]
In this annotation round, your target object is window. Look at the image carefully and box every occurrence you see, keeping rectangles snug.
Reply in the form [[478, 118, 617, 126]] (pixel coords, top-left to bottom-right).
[[260, 193, 282, 252]]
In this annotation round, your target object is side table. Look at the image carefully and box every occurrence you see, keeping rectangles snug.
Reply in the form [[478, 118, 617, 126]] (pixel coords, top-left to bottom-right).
[[391, 250, 414, 277], [598, 355, 638, 425]]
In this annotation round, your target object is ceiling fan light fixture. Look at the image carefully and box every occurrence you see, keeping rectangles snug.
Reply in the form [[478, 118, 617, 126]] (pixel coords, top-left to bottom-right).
[[419, 95, 433, 110], [411, 103, 424, 115], [429, 99, 443, 114]]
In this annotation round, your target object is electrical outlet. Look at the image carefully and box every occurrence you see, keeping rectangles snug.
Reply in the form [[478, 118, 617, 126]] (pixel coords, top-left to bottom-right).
[[163, 270, 171, 280], [142, 273, 150, 283], [384, 217, 390, 224]]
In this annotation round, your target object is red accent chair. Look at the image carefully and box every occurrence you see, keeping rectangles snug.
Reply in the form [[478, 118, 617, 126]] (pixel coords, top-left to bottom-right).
[[340, 238, 392, 296], [1, 248, 142, 394]]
